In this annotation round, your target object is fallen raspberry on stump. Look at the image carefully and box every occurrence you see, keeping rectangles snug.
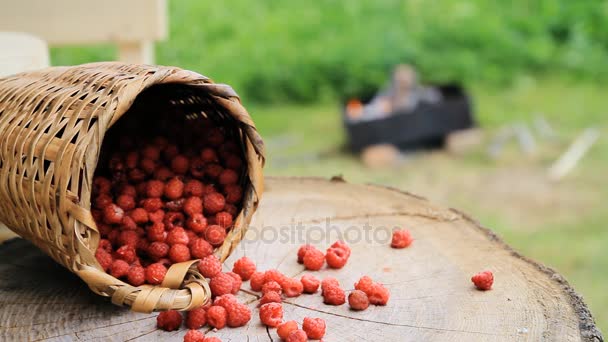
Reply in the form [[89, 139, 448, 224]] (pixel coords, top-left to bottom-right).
[[297, 244, 314, 264], [249, 271, 265, 292], [282, 277, 304, 298], [183, 329, 205, 342], [330, 240, 351, 258], [322, 285, 346, 305], [264, 269, 288, 285], [302, 317, 326, 340], [277, 320, 299, 340], [156, 310, 182, 331], [348, 290, 370, 311], [210, 273, 235, 297], [354, 275, 374, 295], [185, 307, 207, 329], [259, 303, 283, 327], [198, 255, 222, 278], [206, 305, 227, 329], [471, 270, 494, 291], [321, 277, 340, 294], [302, 247, 325, 271], [262, 281, 282, 295], [368, 283, 390, 306], [286, 329, 307, 342], [391, 229, 413, 248], [300, 274, 320, 294], [325, 247, 349, 269], [232, 256, 256, 281], [225, 301, 252, 327], [145, 263, 167, 285], [260, 291, 282, 306]]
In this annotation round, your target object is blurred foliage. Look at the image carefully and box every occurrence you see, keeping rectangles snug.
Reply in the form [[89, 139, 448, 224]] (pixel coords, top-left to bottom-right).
[[51, 0, 608, 103]]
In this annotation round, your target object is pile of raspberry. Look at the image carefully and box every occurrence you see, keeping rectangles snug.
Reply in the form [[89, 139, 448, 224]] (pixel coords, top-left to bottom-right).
[[91, 123, 245, 287]]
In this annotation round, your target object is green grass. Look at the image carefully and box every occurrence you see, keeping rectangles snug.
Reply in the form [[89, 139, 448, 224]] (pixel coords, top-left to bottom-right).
[[250, 78, 607, 332]]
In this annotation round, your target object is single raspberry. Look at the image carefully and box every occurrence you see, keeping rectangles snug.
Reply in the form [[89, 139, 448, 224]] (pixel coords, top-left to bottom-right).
[[95, 194, 113, 210], [277, 320, 299, 340], [204, 225, 226, 247], [330, 240, 351, 258], [223, 185, 242, 204], [156, 310, 182, 331], [95, 248, 113, 271], [225, 301, 251, 327], [183, 329, 205, 342], [128, 168, 146, 183], [210, 273, 234, 297], [165, 177, 185, 200], [200, 148, 218, 163], [169, 244, 191, 263], [297, 244, 314, 264], [184, 196, 204, 216], [368, 283, 390, 305], [286, 329, 307, 342], [260, 291, 282, 306], [98, 239, 112, 252], [348, 290, 370, 310], [214, 211, 233, 228], [303, 247, 325, 271], [282, 278, 304, 298], [148, 209, 165, 223], [140, 158, 157, 174], [118, 230, 138, 247], [186, 213, 208, 234], [198, 255, 222, 278], [185, 307, 207, 329], [185, 179, 204, 197], [147, 222, 167, 242], [354, 276, 374, 295], [259, 303, 283, 327], [129, 208, 149, 224], [167, 227, 190, 246], [391, 229, 413, 248], [206, 306, 227, 329], [224, 204, 238, 217], [116, 194, 136, 211], [110, 259, 130, 278], [224, 155, 243, 170], [103, 204, 124, 224], [471, 270, 494, 291], [126, 264, 145, 286], [325, 247, 349, 269], [323, 285, 346, 305], [213, 294, 237, 308], [226, 272, 242, 294], [190, 238, 213, 259], [145, 263, 167, 285], [154, 166, 174, 181], [164, 144, 180, 161], [231, 257, 256, 281], [93, 176, 112, 194], [171, 155, 190, 174], [302, 317, 325, 339], [264, 269, 288, 286], [204, 193, 225, 214], [120, 216, 137, 231], [141, 198, 164, 212], [300, 274, 320, 294], [145, 180, 165, 198], [249, 271, 265, 292], [164, 212, 185, 230], [218, 169, 238, 185], [115, 245, 137, 263], [321, 277, 340, 294], [262, 281, 282, 295]]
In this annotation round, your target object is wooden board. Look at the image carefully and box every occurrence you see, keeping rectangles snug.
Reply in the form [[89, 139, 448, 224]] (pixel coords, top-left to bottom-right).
[[0, 177, 602, 341]]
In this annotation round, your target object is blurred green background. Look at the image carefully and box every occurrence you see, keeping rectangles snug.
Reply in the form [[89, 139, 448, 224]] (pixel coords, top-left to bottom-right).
[[51, 0, 607, 332]]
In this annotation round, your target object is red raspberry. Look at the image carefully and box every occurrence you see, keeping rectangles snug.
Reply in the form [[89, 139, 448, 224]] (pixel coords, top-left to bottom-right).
[[118, 230, 139, 247], [225, 301, 251, 327], [277, 320, 298, 340], [321, 277, 340, 294], [140, 158, 157, 174], [286, 329, 307, 342], [323, 285, 345, 305], [190, 238, 213, 259], [186, 213, 208, 234], [204, 225, 226, 247], [183, 329, 205, 342], [303, 247, 325, 271], [164, 212, 185, 230], [206, 129, 224, 147], [103, 204, 124, 224], [330, 240, 351, 258], [146, 180, 165, 198], [226, 272, 242, 294], [116, 194, 136, 211], [204, 193, 225, 214], [184, 180, 204, 197], [224, 204, 238, 217], [154, 166, 174, 181], [259, 303, 283, 327], [148, 209, 165, 223], [200, 148, 218, 163], [129, 208, 149, 224], [213, 294, 237, 308], [225, 155, 243, 170], [120, 216, 137, 231], [118, 184, 137, 197], [354, 276, 374, 295], [164, 144, 179, 161], [169, 244, 191, 263], [167, 227, 190, 246], [264, 269, 288, 286], [93, 176, 112, 194], [368, 283, 390, 305], [391, 229, 413, 248], [115, 245, 137, 263], [232, 257, 256, 281], [282, 278, 304, 298], [147, 222, 167, 242], [302, 317, 326, 339], [165, 177, 184, 200], [325, 247, 349, 269], [348, 290, 370, 310], [214, 211, 233, 228], [184, 197, 203, 216], [206, 306, 227, 329], [262, 281, 282, 295], [300, 274, 320, 294], [223, 185, 242, 204], [156, 310, 182, 331], [260, 291, 282, 306], [95, 194, 113, 210], [471, 270, 494, 291], [128, 168, 146, 182], [98, 239, 112, 252], [171, 155, 190, 174], [218, 169, 238, 185], [127, 265, 145, 286], [249, 271, 265, 292], [185, 307, 207, 329], [95, 248, 113, 271], [198, 255, 222, 278], [297, 244, 314, 264], [110, 259, 130, 278], [141, 198, 164, 212], [145, 263, 167, 285], [210, 273, 234, 297]]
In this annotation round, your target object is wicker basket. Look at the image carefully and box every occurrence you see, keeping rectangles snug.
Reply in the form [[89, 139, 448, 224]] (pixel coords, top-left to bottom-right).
[[0, 62, 265, 312]]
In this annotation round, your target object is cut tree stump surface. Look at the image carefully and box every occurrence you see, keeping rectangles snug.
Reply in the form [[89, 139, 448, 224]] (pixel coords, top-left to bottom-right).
[[0, 177, 602, 341]]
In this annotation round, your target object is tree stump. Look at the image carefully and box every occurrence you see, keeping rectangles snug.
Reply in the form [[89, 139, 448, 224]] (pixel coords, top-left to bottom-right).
[[0, 177, 602, 341]]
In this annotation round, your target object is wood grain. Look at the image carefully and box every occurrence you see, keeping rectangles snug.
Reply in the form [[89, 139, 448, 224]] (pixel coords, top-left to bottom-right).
[[0, 177, 602, 341]]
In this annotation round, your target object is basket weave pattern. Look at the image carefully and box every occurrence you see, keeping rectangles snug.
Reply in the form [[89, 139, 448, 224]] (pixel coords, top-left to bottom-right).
[[0, 62, 265, 312]]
